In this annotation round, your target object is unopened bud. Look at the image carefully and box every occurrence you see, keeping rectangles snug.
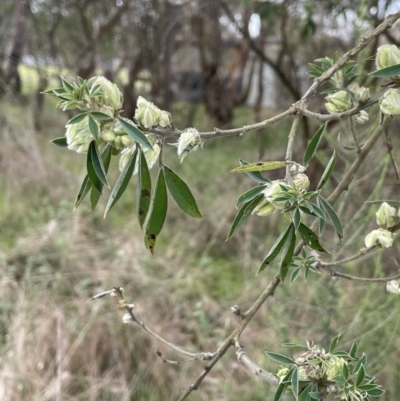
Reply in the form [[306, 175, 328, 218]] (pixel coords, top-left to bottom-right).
[[292, 173, 310, 192], [353, 110, 369, 124], [376, 44, 400, 70], [325, 90, 353, 114], [159, 110, 171, 128], [121, 134, 134, 147], [380, 88, 400, 116], [387, 279, 400, 295], [173, 128, 204, 162], [102, 129, 116, 143], [365, 228, 393, 248], [356, 87, 370, 104], [376, 202, 398, 228], [90, 76, 123, 111], [135, 96, 161, 129]]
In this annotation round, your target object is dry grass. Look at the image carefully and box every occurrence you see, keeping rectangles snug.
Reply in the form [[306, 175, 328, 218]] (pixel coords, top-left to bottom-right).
[[0, 98, 400, 401]]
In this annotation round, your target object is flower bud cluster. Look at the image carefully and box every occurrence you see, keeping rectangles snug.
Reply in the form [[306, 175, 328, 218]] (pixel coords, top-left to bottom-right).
[[253, 174, 310, 217], [88, 76, 123, 115], [380, 88, 400, 116], [364, 202, 399, 249], [101, 119, 135, 149], [376, 44, 400, 73], [325, 90, 353, 114], [65, 117, 99, 153], [135, 96, 171, 129], [353, 110, 369, 124], [171, 128, 204, 162], [119, 137, 160, 173]]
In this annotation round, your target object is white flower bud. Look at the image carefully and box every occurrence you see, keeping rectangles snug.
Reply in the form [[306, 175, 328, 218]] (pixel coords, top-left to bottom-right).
[[102, 129, 116, 143], [173, 128, 204, 162], [119, 142, 160, 173], [380, 88, 400, 116], [159, 110, 171, 128], [292, 173, 310, 193], [121, 134, 134, 147], [324, 356, 347, 380], [376, 202, 398, 228], [90, 76, 123, 111], [65, 117, 93, 154], [353, 110, 369, 124], [135, 96, 161, 129], [325, 90, 353, 114], [376, 44, 400, 70], [387, 279, 400, 295], [365, 228, 393, 248], [254, 203, 276, 217], [356, 87, 370, 104]]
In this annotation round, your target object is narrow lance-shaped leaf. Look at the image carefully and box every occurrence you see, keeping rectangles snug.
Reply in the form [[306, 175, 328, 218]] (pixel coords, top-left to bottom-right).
[[239, 159, 271, 183], [137, 149, 152, 228], [304, 123, 326, 167], [298, 223, 329, 253], [232, 161, 289, 173], [316, 150, 336, 190], [144, 169, 168, 254], [74, 144, 111, 210], [265, 352, 296, 365], [91, 111, 113, 121], [88, 114, 99, 140], [293, 208, 301, 232], [67, 112, 88, 125], [89, 144, 112, 211], [280, 224, 296, 282], [117, 117, 153, 150], [52, 137, 68, 147], [164, 166, 203, 218], [274, 382, 287, 401], [227, 194, 263, 241], [356, 365, 365, 387], [291, 366, 299, 400], [298, 383, 314, 401], [370, 63, 400, 78], [236, 185, 267, 207], [258, 224, 292, 274], [87, 140, 110, 192], [319, 196, 343, 240], [329, 334, 341, 353], [104, 150, 138, 217]]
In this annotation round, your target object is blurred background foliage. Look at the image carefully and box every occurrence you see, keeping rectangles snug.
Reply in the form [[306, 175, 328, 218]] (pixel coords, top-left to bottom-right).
[[0, 0, 400, 400]]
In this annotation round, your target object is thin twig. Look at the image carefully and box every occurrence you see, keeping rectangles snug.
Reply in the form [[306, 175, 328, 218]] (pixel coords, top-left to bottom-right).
[[285, 114, 302, 180], [324, 269, 400, 282], [155, 351, 198, 365], [234, 341, 279, 386], [383, 124, 400, 190], [348, 116, 362, 153]]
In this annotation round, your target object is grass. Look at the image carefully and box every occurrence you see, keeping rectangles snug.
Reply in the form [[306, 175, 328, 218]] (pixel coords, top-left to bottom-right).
[[0, 89, 400, 401]]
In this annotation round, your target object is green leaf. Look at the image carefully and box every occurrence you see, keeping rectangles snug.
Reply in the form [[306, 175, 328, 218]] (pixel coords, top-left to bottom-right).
[[304, 123, 326, 167], [232, 161, 288, 173], [332, 351, 350, 359], [74, 175, 92, 210], [236, 185, 267, 207], [258, 224, 293, 274], [280, 224, 296, 282], [366, 388, 385, 397], [164, 166, 203, 218], [118, 117, 153, 150], [137, 149, 152, 228], [293, 208, 301, 231], [88, 114, 99, 139], [52, 137, 68, 147], [104, 150, 138, 217], [365, 199, 400, 206], [87, 141, 110, 191], [61, 76, 74, 92], [89, 144, 112, 211], [265, 352, 296, 365], [370, 63, 400, 78], [298, 223, 329, 253], [144, 169, 168, 253], [91, 111, 113, 120], [309, 392, 323, 400], [226, 194, 263, 240], [349, 341, 357, 358], [281, 343, 309, 351], [357, 384, 379, 391], [329, 334, 341, 353], [290, 267, 301, 283], [354, 353, 367, 374], [274, 382, 287, 401], [67, 112, 88, 125], [317, 151, 336, 190], [306, 202, 325, 220], [356, 365, 365, 387], [298, 383, 314, 401], [291, 366, 299, 399], [239, 159, 271, 183], [319, 196, 343, 240]]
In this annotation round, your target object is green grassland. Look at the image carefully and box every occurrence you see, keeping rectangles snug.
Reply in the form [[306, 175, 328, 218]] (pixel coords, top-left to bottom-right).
[[0, 68, 399, 400]]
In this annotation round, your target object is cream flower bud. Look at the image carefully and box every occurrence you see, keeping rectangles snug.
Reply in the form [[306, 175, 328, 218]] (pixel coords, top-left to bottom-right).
[[119, 142, 161, 173], [65, 118, 93, 154], [324, 356, 347, 380], [102, 129, 116, 143], [264, 181, 290, 210], [292, 173, 310, 193], [380, 88, 400, 116], [254, 203, 276, 217], [356, 87, 370, 104], [121, 134, 134, 148], [387, 279, 400, 295], [135, 96, 161, 129], [353, 110, 369, 124], [376, 44, 400, 70], [325, 90, 353, 114], [159, 110, 171, 128], [173, 128, 204, 162], [365, 228, 393, 248], [90, 76, 123, 111], [376, 202, 398, 228]]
